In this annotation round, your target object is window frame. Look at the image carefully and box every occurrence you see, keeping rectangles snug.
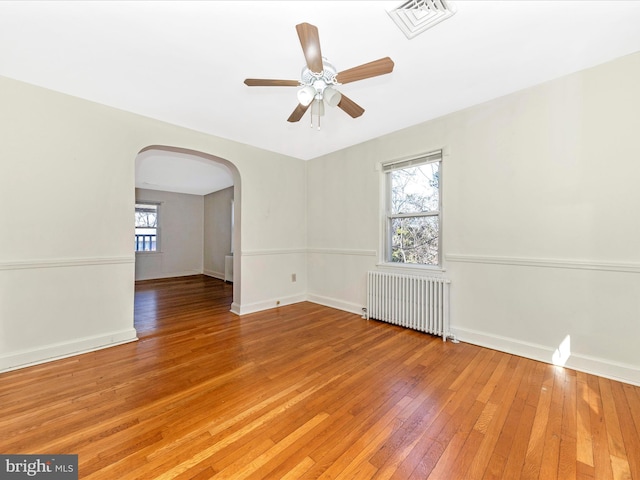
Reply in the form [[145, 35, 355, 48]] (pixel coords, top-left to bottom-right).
[[135, 201, 161, 253], [379, 150, 444, 272]]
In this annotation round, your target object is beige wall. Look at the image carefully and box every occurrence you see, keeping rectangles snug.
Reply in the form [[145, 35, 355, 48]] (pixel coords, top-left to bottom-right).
[[307, 52, 640, 385], [2, 51, 639, 384], [134, 188, 204, 281], [204, 187, 233, 279], [0, 75, 307, 371]]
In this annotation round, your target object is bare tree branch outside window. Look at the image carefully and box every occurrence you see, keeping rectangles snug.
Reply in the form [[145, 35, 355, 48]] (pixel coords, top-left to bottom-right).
[[388, 161, 440, 265]]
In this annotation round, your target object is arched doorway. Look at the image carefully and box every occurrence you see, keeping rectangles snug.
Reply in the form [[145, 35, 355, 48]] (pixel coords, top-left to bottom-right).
[[134, 145, 242, 312]]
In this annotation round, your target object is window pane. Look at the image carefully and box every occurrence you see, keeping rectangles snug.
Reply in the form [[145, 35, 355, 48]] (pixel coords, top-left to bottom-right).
[[135, 204, 158, 228], [390, 163, 439, 214], [135, 204, 158, 251], [135, 228, 157, 251], [390, 216, 439, 265]]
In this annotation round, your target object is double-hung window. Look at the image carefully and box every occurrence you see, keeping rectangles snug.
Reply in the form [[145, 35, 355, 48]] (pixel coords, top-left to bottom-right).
[[383, 150, 442, 267], [135, 203, 160, 252]]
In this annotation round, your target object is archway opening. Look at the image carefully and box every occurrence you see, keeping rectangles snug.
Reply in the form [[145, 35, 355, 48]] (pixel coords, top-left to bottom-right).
[[133, 145, 242, 313]]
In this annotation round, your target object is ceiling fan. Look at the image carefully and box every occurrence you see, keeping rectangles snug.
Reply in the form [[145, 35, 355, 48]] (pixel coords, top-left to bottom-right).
[[244, 22, 394, 128]]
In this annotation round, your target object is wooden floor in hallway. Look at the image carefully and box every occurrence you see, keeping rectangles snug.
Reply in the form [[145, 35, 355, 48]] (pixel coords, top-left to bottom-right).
[[1, 274, 639, 479]]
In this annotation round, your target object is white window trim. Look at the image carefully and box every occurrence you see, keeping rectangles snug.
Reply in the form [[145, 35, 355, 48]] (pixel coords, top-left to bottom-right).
[[377, 149, 446, 273], [135, 201, 162, 254]]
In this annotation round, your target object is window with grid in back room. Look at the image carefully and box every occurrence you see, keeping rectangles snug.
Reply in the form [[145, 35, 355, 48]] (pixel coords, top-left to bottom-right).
[[135, 203, 160, 252], [383, 150, 441, 267]]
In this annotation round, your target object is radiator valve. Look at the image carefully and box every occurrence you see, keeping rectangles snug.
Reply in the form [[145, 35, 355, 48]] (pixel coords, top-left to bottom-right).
[[361, 307, 367, 319]]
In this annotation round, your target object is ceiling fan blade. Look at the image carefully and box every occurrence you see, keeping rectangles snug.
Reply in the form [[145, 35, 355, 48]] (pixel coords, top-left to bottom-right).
[[338, 94, 365, 118], [287, 103, 311, 123], [296, 23, 323, 73], [336, 57, 395, 84], [244, 79, 300, 87]]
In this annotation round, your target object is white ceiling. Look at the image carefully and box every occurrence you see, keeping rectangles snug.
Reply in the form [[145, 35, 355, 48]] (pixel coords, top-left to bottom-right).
[[2, 1, 640, 192], [135, 149, 233, 196]]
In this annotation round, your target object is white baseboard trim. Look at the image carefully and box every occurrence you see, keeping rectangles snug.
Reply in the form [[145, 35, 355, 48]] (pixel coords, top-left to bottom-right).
[[232, 293, 364, 317], [235, 294, 307, 315], [0, 328, 139, 373], [452, 326, 640, 387], [135, 270, 203, 281], [306, 293, 364, 316], [203, 269, 225, 280]]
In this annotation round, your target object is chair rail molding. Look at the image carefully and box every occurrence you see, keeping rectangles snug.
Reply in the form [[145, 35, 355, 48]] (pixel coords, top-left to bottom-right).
[[307, 248, 376, 257], [0, 256, 135, 271], [241, 248, 307, 256], [445, 254, 640, 274]]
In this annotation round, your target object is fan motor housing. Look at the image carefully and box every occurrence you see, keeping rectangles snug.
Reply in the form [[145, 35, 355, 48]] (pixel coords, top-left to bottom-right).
[[300, 59, 339, 87]]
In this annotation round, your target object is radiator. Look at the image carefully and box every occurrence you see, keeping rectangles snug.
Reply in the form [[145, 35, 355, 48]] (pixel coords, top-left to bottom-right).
[[367, 271, 451, 341]]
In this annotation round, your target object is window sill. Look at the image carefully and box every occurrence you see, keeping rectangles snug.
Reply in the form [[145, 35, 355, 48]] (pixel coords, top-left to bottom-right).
[[375, 262, 446, 275], [135, 251, 163, 255]]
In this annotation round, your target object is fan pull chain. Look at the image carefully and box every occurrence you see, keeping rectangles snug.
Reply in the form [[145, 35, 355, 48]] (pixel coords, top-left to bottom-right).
[[310, 114, 321, 130]]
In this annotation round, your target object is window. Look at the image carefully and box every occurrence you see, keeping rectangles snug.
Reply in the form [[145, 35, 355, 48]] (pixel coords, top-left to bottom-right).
[[135, 203, 159, 252], [383, 151, 441, 266]]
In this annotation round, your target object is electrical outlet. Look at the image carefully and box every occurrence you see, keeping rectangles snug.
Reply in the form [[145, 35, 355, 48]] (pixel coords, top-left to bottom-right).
[[291, 273, 297, 282]]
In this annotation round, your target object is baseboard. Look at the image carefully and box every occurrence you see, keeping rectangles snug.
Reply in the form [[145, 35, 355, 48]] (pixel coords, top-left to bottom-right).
[[203, 269, 225, 280], [306, 293, 364, 316], [236, 294, 307, 315], [235, 293, 365, 317], [0, 328, 139, 373], [452, 326, 640, 387], [135, 270, 202, 281]]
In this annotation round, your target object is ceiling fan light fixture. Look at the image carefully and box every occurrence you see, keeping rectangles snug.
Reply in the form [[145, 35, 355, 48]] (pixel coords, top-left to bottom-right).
[[323, 86, 342, 107], [244, 23, 393, 125], [297, 85, 316, 106]]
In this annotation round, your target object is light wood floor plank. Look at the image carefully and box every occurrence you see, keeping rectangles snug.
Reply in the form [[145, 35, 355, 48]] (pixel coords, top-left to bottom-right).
[[558, 368, 578, 480], [610, 381, 640, 479], [588, 373, 615, 480], [1, 275, 640, 479]]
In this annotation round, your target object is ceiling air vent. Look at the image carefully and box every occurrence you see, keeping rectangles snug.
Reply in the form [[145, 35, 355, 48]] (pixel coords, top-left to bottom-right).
[[387, 0, 457, 39]]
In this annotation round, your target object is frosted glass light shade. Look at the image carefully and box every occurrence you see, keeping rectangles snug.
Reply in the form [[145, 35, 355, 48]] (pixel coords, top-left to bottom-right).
[[323, 87, 342, 107], [297, 86, 316, 106]]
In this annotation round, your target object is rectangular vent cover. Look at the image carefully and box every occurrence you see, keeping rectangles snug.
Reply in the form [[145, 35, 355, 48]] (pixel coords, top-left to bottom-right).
[[387, 0, 457, 39]]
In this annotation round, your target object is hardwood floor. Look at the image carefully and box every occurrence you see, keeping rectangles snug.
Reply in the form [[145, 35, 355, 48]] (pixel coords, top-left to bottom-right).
[[1, 275, 639, 479]]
